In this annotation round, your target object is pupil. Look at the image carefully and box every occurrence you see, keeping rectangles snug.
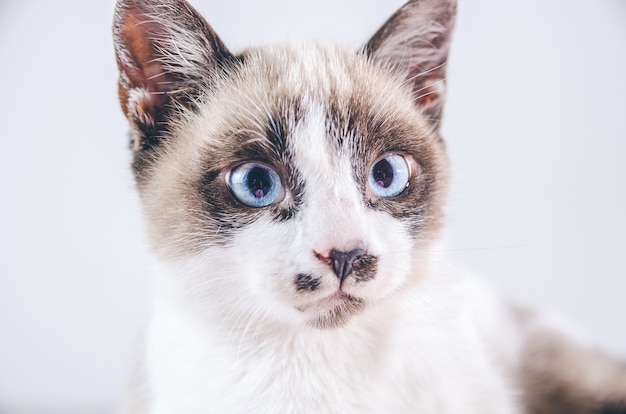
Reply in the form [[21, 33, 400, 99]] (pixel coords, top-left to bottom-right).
[[374, 159, 394, 188], [247, 167, 271, 199]]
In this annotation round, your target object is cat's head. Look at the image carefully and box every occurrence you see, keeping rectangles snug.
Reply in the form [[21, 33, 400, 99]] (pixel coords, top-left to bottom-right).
[[113, 0, 456, 329]]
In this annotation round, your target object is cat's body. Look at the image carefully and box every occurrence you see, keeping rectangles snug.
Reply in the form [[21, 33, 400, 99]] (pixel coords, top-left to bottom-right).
[[113, 1, 626, 413]]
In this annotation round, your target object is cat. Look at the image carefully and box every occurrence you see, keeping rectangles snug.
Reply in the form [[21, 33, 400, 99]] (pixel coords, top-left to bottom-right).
[[113, 0, 626, 412]]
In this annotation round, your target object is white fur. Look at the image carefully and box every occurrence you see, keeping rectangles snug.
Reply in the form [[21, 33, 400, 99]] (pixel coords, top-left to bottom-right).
[[139, 109, 522, 414], [145, 264, 521, 413]]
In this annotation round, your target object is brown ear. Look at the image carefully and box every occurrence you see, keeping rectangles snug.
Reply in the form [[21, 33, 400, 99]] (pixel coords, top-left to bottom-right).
[[113, 0, 233, 149], [363, 0, 456, 129]]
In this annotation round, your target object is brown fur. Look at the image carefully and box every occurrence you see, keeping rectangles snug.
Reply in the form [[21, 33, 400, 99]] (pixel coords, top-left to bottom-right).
[[515, 308, 626, 413]]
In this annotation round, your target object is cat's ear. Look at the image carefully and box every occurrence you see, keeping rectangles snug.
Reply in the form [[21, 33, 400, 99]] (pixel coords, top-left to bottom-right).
[[113, 0, 233, 149], [363, 0, 456, 129]]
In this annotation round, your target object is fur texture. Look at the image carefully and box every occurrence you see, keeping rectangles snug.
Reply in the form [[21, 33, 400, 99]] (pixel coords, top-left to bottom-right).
[[113, 1, 626, 413]]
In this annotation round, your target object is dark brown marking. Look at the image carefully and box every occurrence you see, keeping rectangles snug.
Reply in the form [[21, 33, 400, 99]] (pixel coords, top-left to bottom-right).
[[325, 97, 448, 237], [352, 253, 378, 283], [295, 273, 321, 292], [196, 107, 307, 238]]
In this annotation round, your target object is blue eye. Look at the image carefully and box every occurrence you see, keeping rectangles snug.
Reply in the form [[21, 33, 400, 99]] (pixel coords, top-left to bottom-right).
[[227, 163, 284, 207], [368, 154, 411, 198]]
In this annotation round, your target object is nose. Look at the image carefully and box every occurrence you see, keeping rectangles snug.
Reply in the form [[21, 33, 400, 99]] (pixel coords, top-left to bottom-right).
[[326, 248, 365, 283]]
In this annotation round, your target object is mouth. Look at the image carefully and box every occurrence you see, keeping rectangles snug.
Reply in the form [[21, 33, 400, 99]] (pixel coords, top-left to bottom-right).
[[299, 291, 365, 329]]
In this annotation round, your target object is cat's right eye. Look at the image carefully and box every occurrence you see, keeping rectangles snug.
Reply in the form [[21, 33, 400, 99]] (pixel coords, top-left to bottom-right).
[[226, 163, 284, 208]]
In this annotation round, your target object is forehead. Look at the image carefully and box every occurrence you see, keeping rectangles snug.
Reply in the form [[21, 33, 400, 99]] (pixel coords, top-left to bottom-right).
[[185, 41, 439, 168]]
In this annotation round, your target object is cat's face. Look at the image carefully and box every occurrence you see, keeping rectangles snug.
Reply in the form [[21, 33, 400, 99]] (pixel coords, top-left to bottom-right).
[[114, 0, 455, 328]]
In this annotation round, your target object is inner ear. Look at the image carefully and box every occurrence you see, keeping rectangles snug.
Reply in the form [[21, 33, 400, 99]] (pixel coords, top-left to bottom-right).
[[113, 0, 234, 149], [115, 11, 171, 129]]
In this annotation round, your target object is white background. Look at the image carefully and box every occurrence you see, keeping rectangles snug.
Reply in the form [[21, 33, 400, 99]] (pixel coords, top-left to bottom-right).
[[1, 0, 624, 412]]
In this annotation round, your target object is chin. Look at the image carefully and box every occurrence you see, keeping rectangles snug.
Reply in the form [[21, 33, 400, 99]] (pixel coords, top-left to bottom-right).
[[301, 294, 366, 329]]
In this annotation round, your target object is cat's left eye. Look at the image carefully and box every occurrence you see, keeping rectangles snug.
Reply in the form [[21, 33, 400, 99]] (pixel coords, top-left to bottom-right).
[[226, 163, 284, 208], [368, 154, 411, 198]]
